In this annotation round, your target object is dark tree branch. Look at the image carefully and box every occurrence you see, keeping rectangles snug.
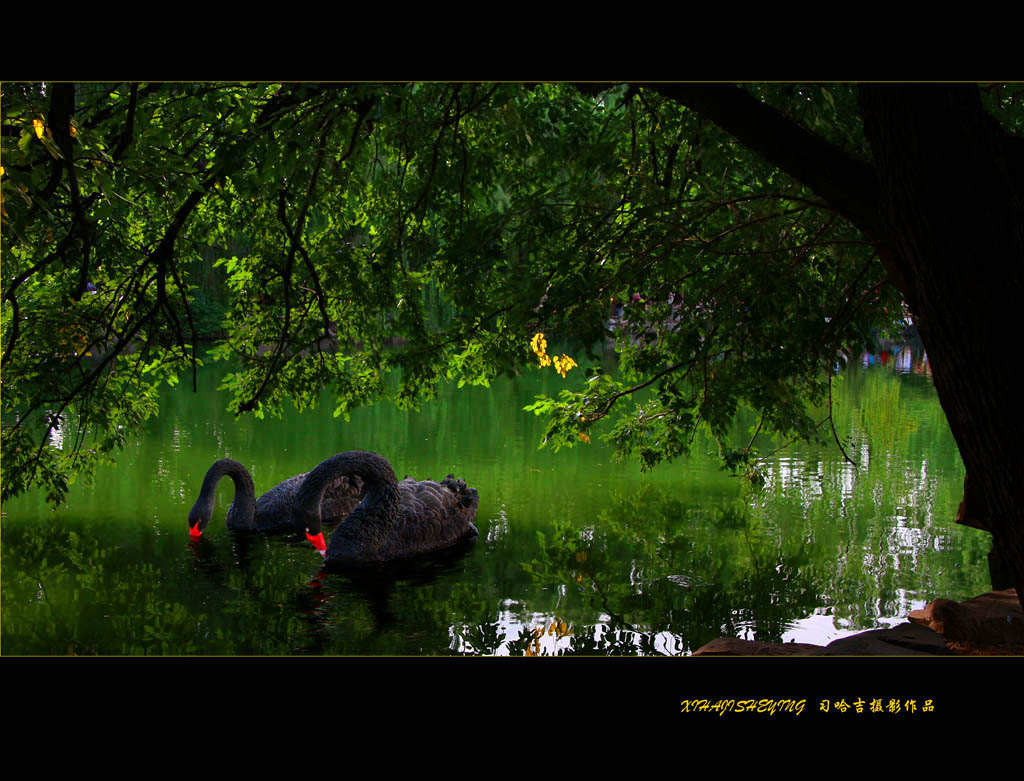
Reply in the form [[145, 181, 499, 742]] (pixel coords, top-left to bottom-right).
[[641, 84, 884, 240], [585, 359, 697, 423], [22, 176, 212, 468], [237, 120, 333, 414], [297, 242, 332, 333], [828, 372, 857, 466], [81, 83, 162, 133], [338, 97, 376, 164], [44, 83, 98, 303], [2, 294, 20, 368], [112, 83, 139, 160]]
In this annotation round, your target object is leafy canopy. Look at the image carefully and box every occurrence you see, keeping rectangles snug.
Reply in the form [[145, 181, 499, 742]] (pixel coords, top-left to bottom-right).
[[2, 82, 906, 504]]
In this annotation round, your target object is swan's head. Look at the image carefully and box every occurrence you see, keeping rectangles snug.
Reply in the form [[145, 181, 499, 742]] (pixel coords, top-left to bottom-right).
[[293, 501, 327, 556], [188, 499, 212, 539]]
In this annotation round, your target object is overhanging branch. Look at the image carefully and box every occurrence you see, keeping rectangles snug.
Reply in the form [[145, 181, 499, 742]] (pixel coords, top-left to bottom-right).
[[642, 84, 884, 241]]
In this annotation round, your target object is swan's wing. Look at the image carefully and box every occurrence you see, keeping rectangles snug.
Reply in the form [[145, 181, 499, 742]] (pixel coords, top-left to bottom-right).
[[394, 476, 480, 551], [254, 472, 365, 532], [321, 474, 364, 522], [253, 475, 304, 532], [441, 474, 480, 516]]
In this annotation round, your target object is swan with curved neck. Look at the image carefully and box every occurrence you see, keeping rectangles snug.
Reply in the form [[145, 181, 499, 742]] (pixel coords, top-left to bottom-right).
[[187, 458, 364, 538], [294, 450, 479, 569]]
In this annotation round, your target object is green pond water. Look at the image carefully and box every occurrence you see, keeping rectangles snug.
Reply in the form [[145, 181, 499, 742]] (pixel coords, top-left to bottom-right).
[[1, 345, 989, 655]]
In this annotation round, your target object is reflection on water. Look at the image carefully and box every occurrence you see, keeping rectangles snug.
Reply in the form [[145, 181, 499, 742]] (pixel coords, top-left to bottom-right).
[[46, 411, 66, 450], [450, 607, 692, 657], [861, 325, 930, 376], [1, 341, 990, 655]]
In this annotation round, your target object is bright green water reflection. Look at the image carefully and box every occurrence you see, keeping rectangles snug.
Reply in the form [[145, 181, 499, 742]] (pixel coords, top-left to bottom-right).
[[1, 348, 990, 655]]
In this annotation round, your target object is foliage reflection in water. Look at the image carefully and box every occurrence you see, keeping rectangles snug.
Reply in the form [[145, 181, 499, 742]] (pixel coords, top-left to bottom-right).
[[1, 347, 989, 655]]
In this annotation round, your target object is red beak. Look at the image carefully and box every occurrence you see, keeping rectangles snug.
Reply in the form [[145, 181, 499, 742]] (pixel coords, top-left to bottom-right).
[[189, 522, 203, 539], [306, 531, 327, 557]]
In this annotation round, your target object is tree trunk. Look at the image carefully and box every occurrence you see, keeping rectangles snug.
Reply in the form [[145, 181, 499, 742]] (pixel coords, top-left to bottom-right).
[[859, 85, 1024, 609], [650, 83, 1024, 608]]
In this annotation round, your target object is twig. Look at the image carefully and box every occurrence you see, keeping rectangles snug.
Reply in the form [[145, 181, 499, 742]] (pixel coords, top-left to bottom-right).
[[587, 359, 696, 423], [828, 371, 858, 467]]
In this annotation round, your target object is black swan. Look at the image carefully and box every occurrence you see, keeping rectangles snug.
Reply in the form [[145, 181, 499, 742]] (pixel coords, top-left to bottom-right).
[[187, 458, 364, 538], [294, 450, 479, 568]]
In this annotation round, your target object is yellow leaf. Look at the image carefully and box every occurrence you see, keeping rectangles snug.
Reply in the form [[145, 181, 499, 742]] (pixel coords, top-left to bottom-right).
[[33, 118, 45, 139], [530, 332, 548, 358], [553, 353, 577, 377]]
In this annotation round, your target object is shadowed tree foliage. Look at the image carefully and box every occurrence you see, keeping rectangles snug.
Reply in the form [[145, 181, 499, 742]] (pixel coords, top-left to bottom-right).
[[3, 82, 1022, 604]]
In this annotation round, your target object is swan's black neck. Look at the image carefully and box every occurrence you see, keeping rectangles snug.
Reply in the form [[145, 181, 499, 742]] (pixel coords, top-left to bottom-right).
[[295, 451, 399, 538], [190, 458, 257, 532]]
